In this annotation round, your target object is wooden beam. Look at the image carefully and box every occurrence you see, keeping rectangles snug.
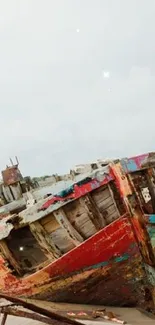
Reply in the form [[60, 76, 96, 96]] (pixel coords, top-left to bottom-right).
[[78, 196, 100, 230], [0, 307, 56, 325], [0, 294, 83, 325], [53, 208, 83, 246], [1, 313, 7, 325], [0, 240, 22, 276], [107, 184, 120, 217], [82, 194, 106, 228], [29, 221, 61, 260]]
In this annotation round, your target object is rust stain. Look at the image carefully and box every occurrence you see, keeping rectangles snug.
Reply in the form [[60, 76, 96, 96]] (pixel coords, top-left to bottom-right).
[[2, 165, 22, 186]]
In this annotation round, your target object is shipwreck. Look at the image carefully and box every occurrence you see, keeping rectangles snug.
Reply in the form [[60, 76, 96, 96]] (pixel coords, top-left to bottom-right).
[[0, 155, 154, 314]]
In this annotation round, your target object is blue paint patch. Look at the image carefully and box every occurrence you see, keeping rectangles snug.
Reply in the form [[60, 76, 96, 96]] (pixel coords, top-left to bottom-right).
[[121, 158, 138, 173], [91, 261, 109, 269], [148, 215, 155, 224], [57, 186, 74, 197], [125, 159, 138, 172], [146, 225, 155, 249], [83, 252, 130, 273], [115, 254, 129, 262], [120, 159, 128, 173], [147, 226, 155, 238]]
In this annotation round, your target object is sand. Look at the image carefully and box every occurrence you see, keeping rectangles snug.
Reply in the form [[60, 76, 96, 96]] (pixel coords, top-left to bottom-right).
[[0, 299, 154, 324]]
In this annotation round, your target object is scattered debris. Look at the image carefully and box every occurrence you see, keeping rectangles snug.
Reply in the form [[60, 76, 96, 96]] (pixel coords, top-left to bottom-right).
[[67, 309, 126, 324], [92, 309, 126, 324]]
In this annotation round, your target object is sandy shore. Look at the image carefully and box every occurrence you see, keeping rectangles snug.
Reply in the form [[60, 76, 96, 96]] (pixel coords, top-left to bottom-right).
[[0, 300, 154, 325]]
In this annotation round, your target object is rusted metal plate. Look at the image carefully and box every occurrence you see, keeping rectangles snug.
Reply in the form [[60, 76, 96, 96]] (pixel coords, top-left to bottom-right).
[[2, 166, 23, 186]]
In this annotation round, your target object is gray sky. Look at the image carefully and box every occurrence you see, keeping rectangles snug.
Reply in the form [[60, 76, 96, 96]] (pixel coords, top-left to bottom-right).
[[0, 0, 155, 176]]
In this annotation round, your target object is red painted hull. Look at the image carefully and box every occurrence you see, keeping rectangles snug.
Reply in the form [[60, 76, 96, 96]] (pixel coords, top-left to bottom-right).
[[0, 215, 151, 308], [36, 251, 144, 306]]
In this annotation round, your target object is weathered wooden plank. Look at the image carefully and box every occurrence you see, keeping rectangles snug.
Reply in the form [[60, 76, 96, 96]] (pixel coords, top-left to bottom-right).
[[41, 212, 57, 225], [106, 211, 120, 224], [30, 221, 61, 259], [94, 196, 114, 211], [91, 187, 110, 201], [81, 194, 106, 228], [91, 186, 113, 211], [0, 306, 54, 325], [64, 201, 85, 224], [50, 228, 75, 253], [40, 213, 60, 233], [53, 208, 84, 246], [43, 219, 60, 233], [106, 204, 116, 216], [0, 198, 26, 215], [0, 294, 83, 325], [108, 184, 120, 217], [79, 197, 99, 230], [64, 200, 97, 239], [1, 313, 7, 325], [90, 184, 120, 225], [40, 213, 76, 253], [74, 213, 97, 239], [0, 240, 22, 275]]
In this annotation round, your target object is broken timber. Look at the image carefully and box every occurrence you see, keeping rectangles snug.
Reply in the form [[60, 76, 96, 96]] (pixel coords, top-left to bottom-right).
[[0, 294, 83, 325]]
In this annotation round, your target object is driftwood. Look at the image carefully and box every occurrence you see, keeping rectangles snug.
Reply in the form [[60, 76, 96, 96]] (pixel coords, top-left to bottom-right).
[[1, 313, 7, 325], [0, 306, 56, 325], [0, 294, 83, 325], [0, 294, 126, 325]]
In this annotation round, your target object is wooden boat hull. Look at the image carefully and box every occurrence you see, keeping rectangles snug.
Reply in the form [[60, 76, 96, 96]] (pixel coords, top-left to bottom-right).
[[0, 215, 153, 309], [31, 246, 145, 306]]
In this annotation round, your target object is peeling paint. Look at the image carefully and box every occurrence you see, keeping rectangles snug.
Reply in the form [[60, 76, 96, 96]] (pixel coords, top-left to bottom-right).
[[0, 161, 154, 312], [145, 214, 155, 224], [120, 154, 149, 173], [0, 214, 150, 310], [0, 217, 13, 240], [145, 264, 155, 286], [18, 166, 113, 225]]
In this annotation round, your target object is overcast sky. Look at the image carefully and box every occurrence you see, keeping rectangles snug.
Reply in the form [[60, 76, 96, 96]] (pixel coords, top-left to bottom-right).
[[0, 0, 155, 176]]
